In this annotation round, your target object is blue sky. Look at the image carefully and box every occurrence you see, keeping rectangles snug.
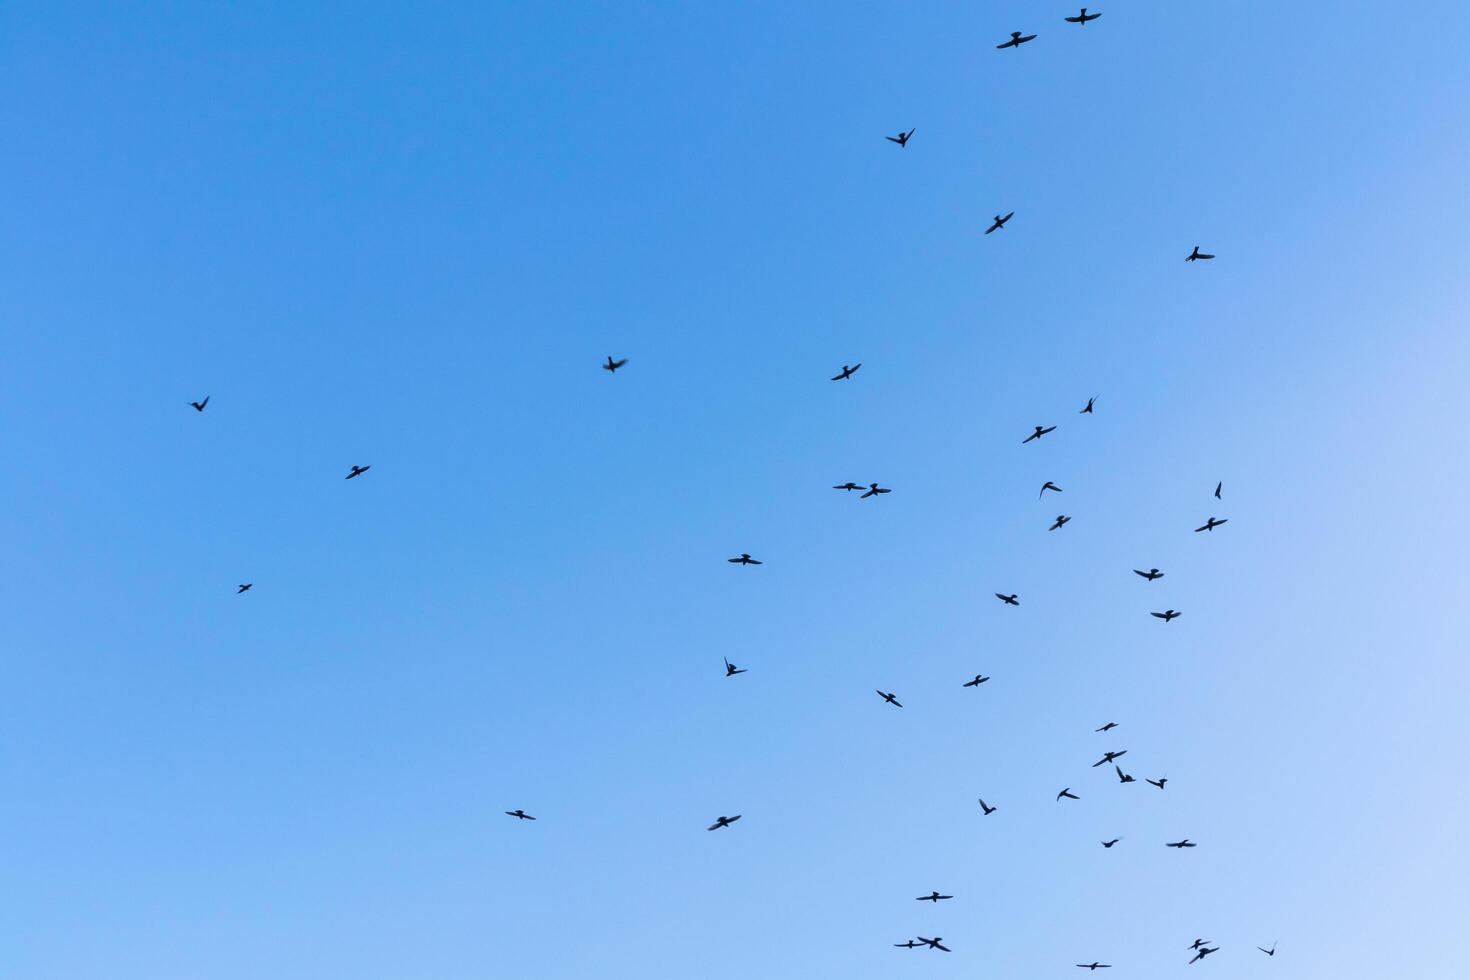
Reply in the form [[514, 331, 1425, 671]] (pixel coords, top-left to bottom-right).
[[4, 2, 1470, 977]]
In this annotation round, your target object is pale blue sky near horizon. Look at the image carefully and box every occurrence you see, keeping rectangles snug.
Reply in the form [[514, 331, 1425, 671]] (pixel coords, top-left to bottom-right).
[[4, 2, 1470, 977]]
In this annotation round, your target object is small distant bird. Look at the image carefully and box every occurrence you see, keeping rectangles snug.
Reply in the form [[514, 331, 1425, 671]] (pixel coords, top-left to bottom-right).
[[986, 211, 1015, 234], [831, 363, 861, 381], [728, 553, 762, 565], [345, 465, 371, 480], [1166, 839, 1197, 848], [917, 937, 951, 952], [1257, 943, 1276, 957], [723, 657, 746, 677], [1040, 481, 1063, 497], [997, 31, 1037, 49], [189, 396, 210, 412], [894, 940, 923, 949], [1195, 517, 1228, 532], [1049, 515, 1071, 531], [707, 814, 742, 831], [1189, 946, 1219, 964], [1214, 481, 1223, 499], [1092, 750, 1127, 767], [1066, 8, 1102, 25], [1189, 940, 1211, 951], [978, 798, 997, 815], [1076, 964, 1111, 971], [886, 128, 915, 147], [1134, 568, 1164, 581], [1186, 246, 1215, 262], [237, 583, 253, 594], [1057, 788, 1080, 801], [505, 809, 536, 820], [1101, 838, 1120, 848], [963, 674, 990, 687], [833, 482, 865, 492], [1095, 721, 1118, 733], [860, 483, 891, 499], [1147, 776, 1168, 790], [1115, 765, 1135, 784], [1022, 424, 1056, 443], [1151, 609, 1181, 622], [1080, 395, 1097, 414], [916, 891, 953, 903], [602, 356, 628, 373], [877, 690, 903, 708], [995, 593, 1020, 606]]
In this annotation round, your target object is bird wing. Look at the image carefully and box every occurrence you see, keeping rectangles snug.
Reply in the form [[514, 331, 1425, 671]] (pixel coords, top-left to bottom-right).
[[885, 136, 901, 144]]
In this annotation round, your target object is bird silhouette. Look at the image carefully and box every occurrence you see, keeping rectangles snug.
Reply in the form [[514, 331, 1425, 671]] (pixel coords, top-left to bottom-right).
[[1214, 481, 1223, 499], [995, 593, 1020, 606], [1195, 517, 1228, 532], [1101, 838, 1120, 848], [1049, 515, 1071, 531], [345, 465, 370, 479], [860, 483, 891, 499], [1057, 788, 1080, 801], [1092, 750, 1127, 767], [877, 690, 903, 707], [237, 583, 253, 594], [1095, 722, 1118, 733], [1134, 568, 1164, 581], [886, 128, 915, 147], [727, 553, 762, 565], [189, 396, 209, 412], [505, 809, 536, 820], [978, 798, 997, 815], [1115, 765, 1136, 784], [894, 940, 923, 949], [963, 674, 991, 687], [1151, 609, 1182, 622], [1186, 246, 1215, 262], [1189, 939, 1211, 951], [602, 356, 628, 373], [707, 814, 742, 831], [1257, 943, 1276, 956], [1022, 424, 1056, 443], [986, 211, 1015, 233], [1065, 8, 1102, 25], [917, 937, 951, 952], [997, 31, 1037, 49], [723, 657, 746, 677], [833, 482, 864, 492], [831, 363, 861, 381], [916, 891, 953, 902], [1076, 964, 1111, 971], [1189, 946, 1219, 963], [1040, 481, 1063, 497], [1080, 395, 1097, 413], [1147, 776, 1168, 789], [1166, 839, 1197, 848]]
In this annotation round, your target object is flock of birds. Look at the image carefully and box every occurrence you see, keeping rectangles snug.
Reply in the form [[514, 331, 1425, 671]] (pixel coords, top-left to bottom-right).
[[185, 7, 1275, 972]]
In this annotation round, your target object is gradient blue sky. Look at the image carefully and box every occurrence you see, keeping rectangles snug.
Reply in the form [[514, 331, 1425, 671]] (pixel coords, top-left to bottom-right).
[[4, 2, 1470, 977]]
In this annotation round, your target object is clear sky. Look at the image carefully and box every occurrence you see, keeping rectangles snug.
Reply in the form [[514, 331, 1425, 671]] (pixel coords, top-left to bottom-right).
[[4, 2, 1470, 977]]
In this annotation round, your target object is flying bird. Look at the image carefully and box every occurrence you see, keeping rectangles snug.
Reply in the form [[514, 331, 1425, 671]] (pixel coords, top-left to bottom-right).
[[1257, 943, 1276, 957], [1166, 839, 1197, 848], [1134, 568, 1164, 581], [1057, 788, 1080, 801], [916, 891, 953, 903], [917, 937, 951, 952], [236, 583, 253, 595], [1115, 765, 1136, 784], [602, 356, 628, 373], [1151, 609, 1181, 622], [1147, 776, 1168, 789], [1076, 964, 1111, 971], [1186, 246, 1215, 262], [504, 809, 536, 820], [723, 657, 746, 677], [1049, 515, 1071, 531], [1040, 481, 1063, 497], [1101, 838, 1121, 848], [707, 814, 742, 831], [997, 31, 1037, 49], [860, 483, 891, 499], [1065, 8, 1102, 25], [886, 128, 915, 147], [189, 396, 210, 412], [1022, 424, 1056, 443], [978, 798, 997, 815], [877, 690, 903, 707], [1091, 750, 1127, 767], [1214, 481, 1222, 499], [1195, 517, 1228, 532], [1096, 721, 1118, 733], [894, 940, 923, 949], [985, 211, 1015, 234], [1189, 946, 1219, 964], [995, 593, 1020, 605], [831, 363, 861, 381], [963, 674, 991, 687], [345, 465, 371, 480], [1080, 395, 1097, 414], [833, 482, 865, 492], [727, 553, 762, 565]]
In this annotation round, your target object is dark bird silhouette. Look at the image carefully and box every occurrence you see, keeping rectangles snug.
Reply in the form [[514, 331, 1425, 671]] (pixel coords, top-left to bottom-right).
[[1040, 481, 1063, 497], [886, 128, 915, 147], [1022, 424, 1056, 443], [860, 483, 891, 499], [917, 937, 951, 952], [978, 798, 997, 815], [189, 396, 210, 412], [1049, 515, 1071, 531], [707, 814, 742, 831], [995, 593, 1020, 606], [996, 31, 1037, 49], [833, 482, 865, 492], [916, 891, 953, 902], [1186, 246, 1215, 262], [1151, 609, 1181, 622], [602, 356, 628, 373], [1189, 946, 1219, 964], [1057, 788, 1080, 801], [505, 809, 536, 820], [1195, 517, 1228, 532], [1092, 750, 1127, 767], [1134, 568, 1164, 581], [1101, 838, 1121, 848], [1189, 940, 1211, 951], [1166, 839, 1197, 848], [1095, 721, 1118, 732], [237, 583, 253, 594], [724, 657, 746, 677], [727, 553, 762, 565], [1076, 964, 1111, 971], [1257, 943, 1276, 957], [1066, 8, 1102, 25], [831, 363, 861, 381], [963, 674, 991, 688], [894, 940, 923, 949], [345, 465, 370, 480], [985, 211, 1015, 234], [877, 690, 903, 708], [1147, 776, 1168, 790], [1214, 481, 1223, 499], [1115, 765, 1136, 784], [1080, 395, 1097, 414]]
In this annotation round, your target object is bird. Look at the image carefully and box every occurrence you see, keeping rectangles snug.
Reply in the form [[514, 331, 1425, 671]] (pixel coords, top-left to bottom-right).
[[1095, 722, 1118, 733], [963, 674, 990, 687], [1092, 750, 1127, 767], [1257, 943, 1277, 957], [916, 891, 953, 903], [877, 690, 903, 708], [707, 814, 742, 831], [1022, 424, 1056, 443], [860, 483, 891, 499], [189, 396, 210, 412], [1080, 395, 1097, 414], [894, 940, 923, 949], [1151, 609, 1182, 622], [1189, 940, 1211, 951], [1076, 964, 1111, 971], [1101, 838, 1121, 848], [831, 363, 861, 381], [1186, 246, 1215, 262], [602, 356, 628, 373], [996, 31, 1037, 49], [1189, 947, 1219, 964], [1057, 788, 1080, 801], [833, 482, 865, 492], [917, 937, 951, 952], [1147, 776, 1168, 790], [504, 809, 536, 820], [1166, 839, 1197, 848], [345, 465, 370, 479], [1065, 8, 1102, 25], [1040, 481, 1063, 497], [237, 583, 253, 594], [1115, 765, 1136, 784], [886, 128, 915, 147], [995, 593, 1020, 606], [1195, 517, 1228, 532], [1049, 515, 1071, 531], [1133, 568, 1164, 581], [727, 553, 762, 565], [723, 657, 746, 677], [1214, 481, 1223, 499], [978, 798, 997, 815], [986, 211, 1015, 234]]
